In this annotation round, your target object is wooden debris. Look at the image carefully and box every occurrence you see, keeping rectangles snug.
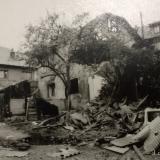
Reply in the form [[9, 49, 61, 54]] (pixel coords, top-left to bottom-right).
[[136, 95, 148, 110], [32, 123, 63, 130], [63, 125, 74, 131], [71, 113, 88, 124], [38, 112, 66, 126], [79, 122, 98, 135], [133, 145, 146, 160], [104, 145, 129, 154], [111, 135, 138, 147], [47, 147, 80, 159]]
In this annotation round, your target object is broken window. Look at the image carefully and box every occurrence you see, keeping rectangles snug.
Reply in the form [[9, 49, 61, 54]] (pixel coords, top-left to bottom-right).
[[69, 78, 79, 94], [0, 70, 8, 79], [47, 83, 55, 97], [148, 111, 160, 122], [144, 108, 160, 126]]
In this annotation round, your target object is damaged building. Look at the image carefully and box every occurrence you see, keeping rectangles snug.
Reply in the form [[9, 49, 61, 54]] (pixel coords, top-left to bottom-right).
[[0, 47, 37, 88], [138, 20, 160, 50], [37, 13, 141, 110], [0, 47, 38, 119]]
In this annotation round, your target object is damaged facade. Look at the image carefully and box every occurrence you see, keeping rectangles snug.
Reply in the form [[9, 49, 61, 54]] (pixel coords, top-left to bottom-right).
[[138, 21, 160, 49], [37, 13, 141, 109], [0, 47, 38, 118], [0, 47, 37, 89], [0, 12, 159, 160]]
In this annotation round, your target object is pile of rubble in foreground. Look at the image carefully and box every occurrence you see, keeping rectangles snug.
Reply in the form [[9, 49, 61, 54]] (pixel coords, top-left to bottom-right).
[[3, 96, 160, 159]]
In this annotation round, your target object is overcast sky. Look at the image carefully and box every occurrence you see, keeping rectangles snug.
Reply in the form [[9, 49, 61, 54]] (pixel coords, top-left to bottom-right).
[[0, 0, 160, 49]]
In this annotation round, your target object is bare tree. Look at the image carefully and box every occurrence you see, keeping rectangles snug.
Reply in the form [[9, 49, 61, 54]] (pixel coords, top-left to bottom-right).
[[23, 13, 89, 114]]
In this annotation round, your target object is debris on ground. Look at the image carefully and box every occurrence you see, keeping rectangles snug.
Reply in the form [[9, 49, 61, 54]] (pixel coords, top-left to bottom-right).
[[143, 116, 160, 154], [1, 95, 160, 160], [104, 145, 129, 154], [0, 122, 30, 150], [0, 147, 29, 157], [47, 147, 80, 159], [133, 145, 146, 160], [110, 134, 139, 147]]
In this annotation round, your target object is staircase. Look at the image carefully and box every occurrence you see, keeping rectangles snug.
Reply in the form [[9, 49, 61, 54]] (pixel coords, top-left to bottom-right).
[[25, 81, 38, 121], [26, 102, 37, 121]]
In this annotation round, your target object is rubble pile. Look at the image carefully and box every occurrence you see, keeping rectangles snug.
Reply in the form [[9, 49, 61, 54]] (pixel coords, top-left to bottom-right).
[[68, 99, 144, 139], [2, 96, 160, 160], [44, 98, 160, 156], [20, 97, 146, 145]]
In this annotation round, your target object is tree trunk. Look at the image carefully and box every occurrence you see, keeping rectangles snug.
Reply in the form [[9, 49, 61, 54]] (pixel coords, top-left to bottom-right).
[[65, 62, 71, 122]]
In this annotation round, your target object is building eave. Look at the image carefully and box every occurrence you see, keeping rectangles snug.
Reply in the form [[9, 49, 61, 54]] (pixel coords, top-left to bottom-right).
[[0, 64, 36, 70]]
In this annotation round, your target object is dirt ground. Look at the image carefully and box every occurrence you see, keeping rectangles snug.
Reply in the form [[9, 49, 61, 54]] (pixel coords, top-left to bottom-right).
[[0, 144, 158, 160], [0, 123, 158, 160], [0, 119, 159, 160]]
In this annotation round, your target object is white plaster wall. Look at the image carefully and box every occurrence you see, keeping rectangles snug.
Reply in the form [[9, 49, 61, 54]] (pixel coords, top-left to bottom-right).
[[88, 75, 104, 100], [54, 76, 66, 99], [38, 78, 48, 99], [37, 64, 102, 102]]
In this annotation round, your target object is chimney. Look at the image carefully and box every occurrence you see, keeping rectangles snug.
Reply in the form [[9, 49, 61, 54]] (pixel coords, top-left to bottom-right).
[[10, 49, 15, 59]]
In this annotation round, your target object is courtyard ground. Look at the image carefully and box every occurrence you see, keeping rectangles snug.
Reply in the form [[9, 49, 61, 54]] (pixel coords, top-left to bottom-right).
[[0, 144, 159, 160]]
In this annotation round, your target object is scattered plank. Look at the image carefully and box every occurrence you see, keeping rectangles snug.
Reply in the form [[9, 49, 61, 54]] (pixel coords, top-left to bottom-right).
[[136, 95, 148, 110], [104, 145, 129, 154], [79, 122, 98, 136], [133, 145, 146, 160], [38, 112, 66, 126], [111, 135, 138, 147], [32, 123, 63, 130], [47, 148, 80, 159]]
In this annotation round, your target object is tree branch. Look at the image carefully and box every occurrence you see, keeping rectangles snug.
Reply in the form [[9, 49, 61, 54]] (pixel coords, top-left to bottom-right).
[[41, 73, 56, 79], [54, 52, 66, 62], [41, 64, 67, 87]]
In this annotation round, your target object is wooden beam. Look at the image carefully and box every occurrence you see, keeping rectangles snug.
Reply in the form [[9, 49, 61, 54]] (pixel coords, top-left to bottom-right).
[[133, 145, 146, 160]]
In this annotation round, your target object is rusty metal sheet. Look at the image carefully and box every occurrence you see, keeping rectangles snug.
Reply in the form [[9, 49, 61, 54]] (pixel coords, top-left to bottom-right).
[[144, 116, 160, 154]]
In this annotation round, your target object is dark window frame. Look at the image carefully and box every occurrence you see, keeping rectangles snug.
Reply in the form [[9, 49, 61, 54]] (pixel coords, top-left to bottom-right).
[[47, 83, 55, 97]]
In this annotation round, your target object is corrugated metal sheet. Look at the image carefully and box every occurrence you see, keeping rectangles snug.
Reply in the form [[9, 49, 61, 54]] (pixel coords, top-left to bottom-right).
[[144, 116, 160, 154], [133, 125, 150, 141]]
